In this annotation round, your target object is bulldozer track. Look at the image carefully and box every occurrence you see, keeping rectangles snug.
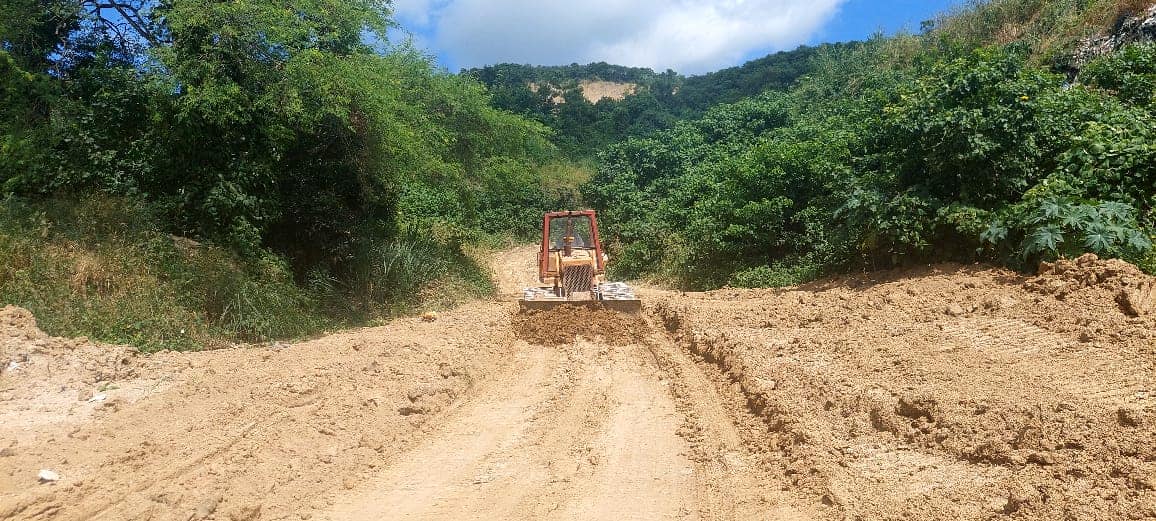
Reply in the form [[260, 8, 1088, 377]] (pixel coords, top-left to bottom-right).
[[940, 317, 1074, 356], [1048, 351, 1154, 405]]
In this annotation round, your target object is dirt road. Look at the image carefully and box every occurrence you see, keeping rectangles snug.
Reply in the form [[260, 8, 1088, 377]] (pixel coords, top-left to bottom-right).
[[2, 249, 1154, 520]]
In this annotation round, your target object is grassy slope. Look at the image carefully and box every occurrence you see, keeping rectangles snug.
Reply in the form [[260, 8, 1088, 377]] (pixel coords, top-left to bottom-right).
[[933, 0, 1155, 61], [0, 197, 495, 351]]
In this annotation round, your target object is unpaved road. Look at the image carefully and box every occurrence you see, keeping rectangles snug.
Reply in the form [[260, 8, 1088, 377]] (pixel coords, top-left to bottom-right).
[[1, 249, 1154, 520]]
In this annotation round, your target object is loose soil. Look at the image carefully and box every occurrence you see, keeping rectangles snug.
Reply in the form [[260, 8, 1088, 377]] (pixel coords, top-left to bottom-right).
[[513, 305, 651, 346], [1, 251, 1154, 520]]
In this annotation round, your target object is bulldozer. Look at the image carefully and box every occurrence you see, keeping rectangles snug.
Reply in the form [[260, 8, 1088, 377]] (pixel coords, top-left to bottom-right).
[[519, 210, 641, 313]]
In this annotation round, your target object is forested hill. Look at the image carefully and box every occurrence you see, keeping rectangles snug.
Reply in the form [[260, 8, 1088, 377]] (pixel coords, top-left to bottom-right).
[[588, 0, 1156, 289], [675, 44, 847, 112], [463, 45, 835, 157]]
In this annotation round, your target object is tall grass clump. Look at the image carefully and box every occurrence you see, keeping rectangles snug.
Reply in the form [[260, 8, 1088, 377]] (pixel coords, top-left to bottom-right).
[[342, 223, 495, 316]]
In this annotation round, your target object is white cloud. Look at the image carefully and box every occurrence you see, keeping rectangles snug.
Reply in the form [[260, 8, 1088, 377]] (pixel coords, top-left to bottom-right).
[[391, 0, 441, 27], [393, 0, 847, 74]]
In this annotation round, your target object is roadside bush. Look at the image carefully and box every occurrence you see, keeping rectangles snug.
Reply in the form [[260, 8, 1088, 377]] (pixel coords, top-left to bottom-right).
[[341, 225, 493, 315], [728, 260, 823, 289], [982, 195, 1152, 265], [0, 193, 516, 350]]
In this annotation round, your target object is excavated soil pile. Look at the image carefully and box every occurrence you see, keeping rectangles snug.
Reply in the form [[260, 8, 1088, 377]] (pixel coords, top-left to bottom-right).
[[513, 305, 651, 346], [0, 306, 138, 380], [0, 306, 144, 443], [653, 260, 1156, 520], [1028, 253, 1156, 317]]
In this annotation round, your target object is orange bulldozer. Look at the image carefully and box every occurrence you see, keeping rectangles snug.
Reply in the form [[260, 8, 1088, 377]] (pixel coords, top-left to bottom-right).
[[518, 210, 641, 313]]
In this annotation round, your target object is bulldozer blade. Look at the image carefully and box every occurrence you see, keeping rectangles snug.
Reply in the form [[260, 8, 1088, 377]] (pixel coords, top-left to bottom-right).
[[518, 299, 642, 314]]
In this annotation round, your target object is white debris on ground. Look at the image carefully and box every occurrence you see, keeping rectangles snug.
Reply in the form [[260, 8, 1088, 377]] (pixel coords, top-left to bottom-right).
[[38, 469, 60, 483], [86, 393, 107, 403]]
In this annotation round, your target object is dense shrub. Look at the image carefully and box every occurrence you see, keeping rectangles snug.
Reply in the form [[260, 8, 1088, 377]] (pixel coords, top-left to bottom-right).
[[0, 0, 582, 349], [590, 36, 1156, 288], [1082, 43, 1156, 107]]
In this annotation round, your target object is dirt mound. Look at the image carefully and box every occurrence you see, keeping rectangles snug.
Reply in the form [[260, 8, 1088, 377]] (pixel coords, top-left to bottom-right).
[[1, 305, 139, 391], [512, 305, 651, 346], [1030, 253, 1147, 292], [1028, 253, 1156, 317], [1121, 282, 1156, 316], [652, 260, 1156, 520], [0, 306, 41, 342], [0, 306, 146, 458]]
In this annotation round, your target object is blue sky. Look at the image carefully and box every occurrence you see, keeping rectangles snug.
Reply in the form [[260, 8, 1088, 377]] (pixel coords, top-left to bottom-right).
[[815, 0, 962, 43], [392, 0, 965, 75]]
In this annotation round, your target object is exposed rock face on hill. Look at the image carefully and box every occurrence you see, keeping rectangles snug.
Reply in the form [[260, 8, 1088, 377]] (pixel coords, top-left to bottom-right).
[[1072, 4, 1156, 70], [529, 80, 638, 104]]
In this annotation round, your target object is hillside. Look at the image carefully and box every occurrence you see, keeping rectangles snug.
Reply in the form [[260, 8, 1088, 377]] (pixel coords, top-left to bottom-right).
[[463, 45, 828, 157], [1, 0, 1154, 341], [588, 0, 1156, 290], [0, 0, 583, 350], [3, 1, 1156, 519]]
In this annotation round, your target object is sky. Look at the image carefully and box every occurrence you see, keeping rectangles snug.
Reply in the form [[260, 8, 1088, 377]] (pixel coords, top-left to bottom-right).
[[392, 0, 963, 75]]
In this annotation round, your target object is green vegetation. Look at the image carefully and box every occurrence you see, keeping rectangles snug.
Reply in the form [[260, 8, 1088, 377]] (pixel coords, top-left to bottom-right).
[[588, 1, 1156, 289], [3, 0, 1154, 348], [0, 0, 579, 350], [0, 197, 325, 351], [0, 196, 500, 351], [465, 46, 829, 157], [930, 0, 1154, 63]]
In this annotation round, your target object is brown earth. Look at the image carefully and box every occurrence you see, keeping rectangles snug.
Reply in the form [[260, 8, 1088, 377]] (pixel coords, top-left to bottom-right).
[[527, 80, 638, 104], [513, 305, 651, 346], [1, 250, 1154, 520], [577, 80, 637, 102]]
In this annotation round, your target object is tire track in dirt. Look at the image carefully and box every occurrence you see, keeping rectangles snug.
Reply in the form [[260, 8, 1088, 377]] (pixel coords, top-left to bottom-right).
[[0, 301, 524, 521], [940, 317, 1071, 355], [545, 342, 695, 520], [642, 332, 817, 521], [324, 339, 703, 520], [325, 346, 562, 519], [942, 316, 1154, 405], [318, 243, 821, 520]]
